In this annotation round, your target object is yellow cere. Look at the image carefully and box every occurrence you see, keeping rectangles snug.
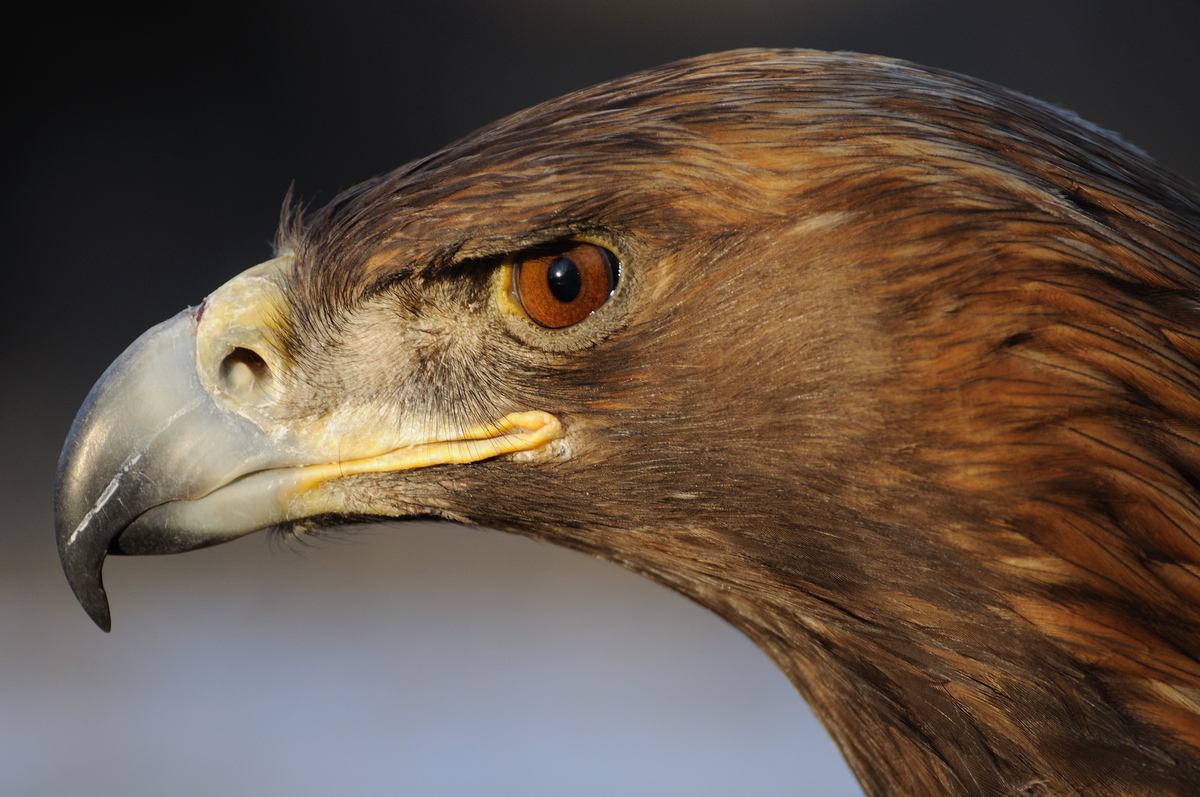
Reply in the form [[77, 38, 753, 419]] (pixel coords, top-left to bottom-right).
[[195, 255, 293, 416]]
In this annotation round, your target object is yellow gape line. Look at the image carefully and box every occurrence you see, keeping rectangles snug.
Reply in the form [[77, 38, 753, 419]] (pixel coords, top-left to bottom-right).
[[287, 411, 563, 495]]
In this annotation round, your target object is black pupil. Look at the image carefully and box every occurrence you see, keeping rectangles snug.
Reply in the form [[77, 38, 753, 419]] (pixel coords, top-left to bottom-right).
[[546, 255, 582, 303]]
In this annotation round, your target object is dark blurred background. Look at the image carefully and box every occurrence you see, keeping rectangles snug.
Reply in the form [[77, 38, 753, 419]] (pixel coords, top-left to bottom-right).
[[6, 2, 1199, 795]]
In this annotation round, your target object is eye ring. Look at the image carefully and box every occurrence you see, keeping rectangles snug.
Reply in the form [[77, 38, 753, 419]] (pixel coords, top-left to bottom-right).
[[512, 242, 619, 329]]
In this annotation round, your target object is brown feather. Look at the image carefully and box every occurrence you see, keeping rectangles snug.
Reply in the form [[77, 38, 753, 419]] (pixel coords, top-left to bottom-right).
[[275, 49, 1200, 795]]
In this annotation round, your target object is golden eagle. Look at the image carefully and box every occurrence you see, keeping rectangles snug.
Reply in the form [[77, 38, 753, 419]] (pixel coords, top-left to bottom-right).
[[55, 50, 1200, 796]]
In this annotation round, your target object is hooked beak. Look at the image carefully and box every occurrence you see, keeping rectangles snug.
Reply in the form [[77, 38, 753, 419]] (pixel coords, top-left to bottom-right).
[[55, 257, 562, 631], [54, 306, 286, 631]]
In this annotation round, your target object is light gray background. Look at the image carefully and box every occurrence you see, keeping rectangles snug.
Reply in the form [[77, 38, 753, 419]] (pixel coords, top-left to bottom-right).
[[7, 2, 1199, 794]]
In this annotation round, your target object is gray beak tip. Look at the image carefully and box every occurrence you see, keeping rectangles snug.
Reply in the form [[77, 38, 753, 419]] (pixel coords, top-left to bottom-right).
[[75, 578, 113, 633], [86, 598, 113, 634], [57, 533, 113, 632], [62, 570, 113, 632]]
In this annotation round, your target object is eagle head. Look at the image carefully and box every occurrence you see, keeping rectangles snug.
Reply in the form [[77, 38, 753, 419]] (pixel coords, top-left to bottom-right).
[[54, 50, 1200, 796]]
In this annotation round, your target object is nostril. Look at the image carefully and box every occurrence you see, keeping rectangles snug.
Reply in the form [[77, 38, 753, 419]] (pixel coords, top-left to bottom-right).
[[219, 346, 271, 401]]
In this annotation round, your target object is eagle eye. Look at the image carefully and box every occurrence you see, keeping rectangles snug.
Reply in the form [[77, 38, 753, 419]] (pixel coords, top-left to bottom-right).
[[512, 242, 619, 329]]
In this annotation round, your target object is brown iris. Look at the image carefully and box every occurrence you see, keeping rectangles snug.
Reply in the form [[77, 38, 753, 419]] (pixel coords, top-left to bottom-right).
[[513, 242, 619, 328]]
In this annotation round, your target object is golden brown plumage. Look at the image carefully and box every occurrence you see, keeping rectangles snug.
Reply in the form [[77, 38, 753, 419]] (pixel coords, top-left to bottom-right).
[[56, 49, 1200, 795]]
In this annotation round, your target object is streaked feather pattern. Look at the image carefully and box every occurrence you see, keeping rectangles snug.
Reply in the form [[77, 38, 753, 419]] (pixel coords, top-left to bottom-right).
[[276, 50, 1200, 795]]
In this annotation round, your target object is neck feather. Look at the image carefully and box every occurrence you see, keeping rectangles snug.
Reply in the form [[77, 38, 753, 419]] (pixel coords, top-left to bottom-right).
[[624, 514, 1200, 797]]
